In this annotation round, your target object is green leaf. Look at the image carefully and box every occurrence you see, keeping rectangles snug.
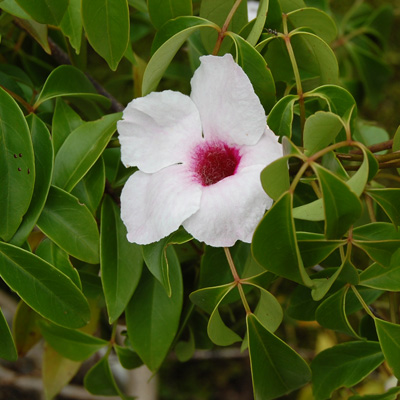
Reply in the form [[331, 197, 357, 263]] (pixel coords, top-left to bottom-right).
[[175, 329, 196, 362], [82, 0, 130, 70], [114, 345, 143, 370], [142, 229, 191, 296], [37, 186, 100, 264], [311, 341, 384, 400], [0, 0, 30, 18], [9, 114, 52, 246], [247, 314, 311, 400], [15, 18, 51, 53], [208, 305, 242, 346], [100, 196, 143, 323], [316, 286, 360, 338], [15, 0, 68, 25], [0, 87, 35, 241], [35, 238, 81, 289], [304, 111, 344, 156], [39, 320, 107, 362], [126, 248, 183, 371], [12, 301, 42, 357], [352, 223, 400, 267], [71, 157, 105, 214], [148, 0, 192, 29], [34, 65, 110, 108], [0, 307, 17, 361], [84, 357, 125, 397], [313, 163, 362, 239], [349, 387, 400, 400], [287, 7, 337, 43], [360, 250, 400, 291], [53, 113, 120, 192], [252, 192, 312, 286], [375, 319, 400, 379], [0, 242, 90, 328], [59, 0, 83, 54], [260, 155, 291, 201], [199, 0, 248, 53], [246, 0, 269, 45], [228, 32, 276, 113], [267, 95, 298, 138], [143, 16, 218, 95], [190, 283, 235, 315], [366, 189, 400, 227]]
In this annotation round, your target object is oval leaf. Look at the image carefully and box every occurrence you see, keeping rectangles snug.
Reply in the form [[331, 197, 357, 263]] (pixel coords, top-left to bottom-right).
[[148, 0, 192, 29]]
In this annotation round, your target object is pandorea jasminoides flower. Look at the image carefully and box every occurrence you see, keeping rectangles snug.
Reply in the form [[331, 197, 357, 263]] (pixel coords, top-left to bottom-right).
[[117, 54, 282, 247]]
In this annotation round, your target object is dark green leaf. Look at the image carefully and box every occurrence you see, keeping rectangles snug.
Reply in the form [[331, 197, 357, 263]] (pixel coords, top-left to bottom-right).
[[208, 306, 242, 346], [375, 319, 400, 379], [114, 345, 143, 369], [9, 114, 52, 246], [0, 308, 17, 361], [101, 196, 143, 323], [126, 248, 183, 371], [366, 189, 400, 228], [148, 0, 192, 29], [34, 65, 110, 108], [0, 87, 35, 241], [311, 341, 384, 400], [247, 314, 311, 400], [267, 95, 297, 138], [360, 257, 400, 292], [15, 0, 68, 25], [60, 0, 82, 53], [82, 0, 129, 70], [190, 283, 235, 315], [37, 186, 100, 264], [0, 242, 90, 328], [246, 0, 269, 45], [39, 320, 107, 361], [260, 155, 291, 201]]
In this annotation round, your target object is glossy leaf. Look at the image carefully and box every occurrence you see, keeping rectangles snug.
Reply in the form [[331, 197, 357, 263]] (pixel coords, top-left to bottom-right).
[[313, 163, 362, 239], [0, 87, 35, 241], [59, 0, 82, 53], [142, 229, 191, 296], [148, 0, 192, 28], [34, 65, 110, 108], [366, 189, 400, 227], [37, 186, 100, 264], [304, 111, 344, 156], [246, 0, 269, 45], [190, 283, 235, 315], [35, 238, 81, 289], [15, 0, 68, 25], [375, 319, 400, 379], [208, 305, 242, 346], [311, 341, 384, 400], [228, 32, 276, 113], [82, 0, 129, 70], [53, 113, 120, 192], [43, 344, 81, 400], [39, 320, 108, 361], [126, 248, 183, 371], [12, 301, 42, 357], [143, 16, 218, 95], [100, 195, 143, 323], [10, 114, 52, 246], [247, 314, 311, 400], [252, 192, 312, 286], [0, 242, 90, 328], [287, 7, 337, 43], [0, 308, 17, 361], [267, 95, 297, 138]]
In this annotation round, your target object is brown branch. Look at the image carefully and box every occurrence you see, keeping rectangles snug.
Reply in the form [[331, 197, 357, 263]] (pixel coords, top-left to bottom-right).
[[350, 139, 393, 154]]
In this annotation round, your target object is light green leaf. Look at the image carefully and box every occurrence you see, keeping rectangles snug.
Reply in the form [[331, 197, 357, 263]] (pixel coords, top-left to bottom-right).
[[34, 65, 111, 108], [148, 0, 192, 29], [311, 341, 384, 400], [260, 155, 291, 201], [190, 284, 235, 315], [267, 95, 298, 138], [246, 0, 269, 45], [53, 113, 120, 192], [15, 18, 50, 53], [208, 305, 242, 346], [100, 196, 143, 323], [247, 314, 311, 400], [10, 114, 52, 246], [349, 387, 400, 400], [143, 16, 218, 95], [0, 0, 30, 18], [82, 0, 130, 70], [60, 0, 82, 53], [0, 87, 35, 241], [0, 242, 90, 328], [0, 307, 17, 361], [37, 186, 100, 264], [15, 0, 68, 25]]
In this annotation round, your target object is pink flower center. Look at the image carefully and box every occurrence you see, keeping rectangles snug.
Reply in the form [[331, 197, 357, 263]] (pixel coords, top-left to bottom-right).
[[191, 141, 241, 186]]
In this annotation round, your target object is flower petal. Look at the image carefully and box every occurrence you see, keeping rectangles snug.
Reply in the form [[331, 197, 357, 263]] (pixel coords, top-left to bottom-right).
[[239, 126, 283, 169], [190, 54, 267, 146], [117, 90, 202, 173], [121, 165, 202, 245], [182, 166, 272, 247]]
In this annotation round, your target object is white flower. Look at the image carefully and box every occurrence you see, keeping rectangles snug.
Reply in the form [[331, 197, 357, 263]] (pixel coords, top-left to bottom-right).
[[117, 54, 282, 247]]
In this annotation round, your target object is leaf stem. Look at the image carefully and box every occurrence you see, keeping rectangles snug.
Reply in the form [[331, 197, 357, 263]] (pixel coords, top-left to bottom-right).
[[212, 0, 243, 55], [390, 292, 400, 324], [351, 285, 376, 320]]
